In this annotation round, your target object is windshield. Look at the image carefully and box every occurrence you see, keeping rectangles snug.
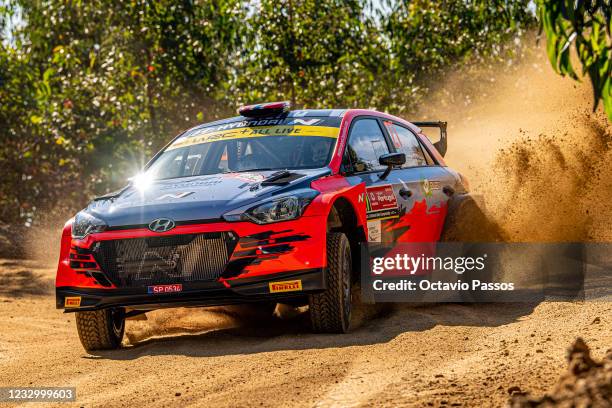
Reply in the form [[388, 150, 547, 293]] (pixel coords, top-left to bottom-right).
[[146, 117, 340, 180]]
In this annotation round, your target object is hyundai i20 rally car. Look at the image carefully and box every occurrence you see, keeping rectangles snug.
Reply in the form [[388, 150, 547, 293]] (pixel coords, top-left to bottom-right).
[[56, 101, 472, 351]]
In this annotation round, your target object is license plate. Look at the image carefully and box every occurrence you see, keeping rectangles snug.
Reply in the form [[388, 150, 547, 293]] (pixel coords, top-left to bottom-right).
[[147, 284, 183, 294]]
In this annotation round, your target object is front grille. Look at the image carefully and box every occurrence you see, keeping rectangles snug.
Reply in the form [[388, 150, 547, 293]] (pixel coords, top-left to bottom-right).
[[92, 232, 235, 288]]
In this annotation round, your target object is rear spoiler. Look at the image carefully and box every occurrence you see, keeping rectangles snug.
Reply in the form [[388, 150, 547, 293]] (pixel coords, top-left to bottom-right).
[[412, 121, 447, 157]]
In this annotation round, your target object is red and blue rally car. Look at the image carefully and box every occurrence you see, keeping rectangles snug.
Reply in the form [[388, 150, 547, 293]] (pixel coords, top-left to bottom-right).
[[56, 101, 470, 351]]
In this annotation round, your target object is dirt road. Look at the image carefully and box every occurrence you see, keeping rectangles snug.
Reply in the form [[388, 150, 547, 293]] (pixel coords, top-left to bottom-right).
[[0, 259, 609, 407]]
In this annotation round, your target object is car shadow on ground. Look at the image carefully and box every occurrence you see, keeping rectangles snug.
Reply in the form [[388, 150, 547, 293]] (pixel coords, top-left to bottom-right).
[[88, 301, 540, 361]]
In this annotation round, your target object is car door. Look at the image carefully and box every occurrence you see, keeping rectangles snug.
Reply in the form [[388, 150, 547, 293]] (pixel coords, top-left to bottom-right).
[[341, 117, 413, 243], [380, 120, 455, 242]]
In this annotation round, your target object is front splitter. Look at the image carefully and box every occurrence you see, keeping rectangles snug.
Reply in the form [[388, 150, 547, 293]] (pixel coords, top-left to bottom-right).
[[56, 268, 325, 311]]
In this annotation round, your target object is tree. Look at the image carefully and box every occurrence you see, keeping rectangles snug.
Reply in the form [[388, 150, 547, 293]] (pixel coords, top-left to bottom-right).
[[380, 0, 534, 113], [537, 0, 612, 120], [233, 0, 534, 114], [1, 0, 245, 225], [231, 0, 379, 109]]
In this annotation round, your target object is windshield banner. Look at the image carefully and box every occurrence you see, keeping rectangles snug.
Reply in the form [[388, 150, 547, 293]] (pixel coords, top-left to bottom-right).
[[167, 116, 342, 151]]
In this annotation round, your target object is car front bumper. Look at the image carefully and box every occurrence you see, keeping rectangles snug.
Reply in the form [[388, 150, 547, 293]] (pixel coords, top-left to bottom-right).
[[56, 214, 329, 311], [57, 267, 325, 312]]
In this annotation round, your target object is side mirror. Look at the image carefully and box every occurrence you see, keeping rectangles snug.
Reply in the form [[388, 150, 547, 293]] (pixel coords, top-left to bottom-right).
[[378, 152, 405, 180]]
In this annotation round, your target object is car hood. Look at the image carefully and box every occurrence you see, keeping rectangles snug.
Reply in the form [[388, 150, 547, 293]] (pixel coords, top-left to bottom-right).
[[84, 169, 330, 228]]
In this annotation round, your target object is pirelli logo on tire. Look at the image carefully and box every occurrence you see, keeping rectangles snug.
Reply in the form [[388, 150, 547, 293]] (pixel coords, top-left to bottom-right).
[[269, 280, 302, 293]]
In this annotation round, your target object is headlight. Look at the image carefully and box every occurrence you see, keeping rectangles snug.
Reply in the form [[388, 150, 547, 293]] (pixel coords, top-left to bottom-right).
[[223, 190, 319, 224], [71, 211, 108, 239]]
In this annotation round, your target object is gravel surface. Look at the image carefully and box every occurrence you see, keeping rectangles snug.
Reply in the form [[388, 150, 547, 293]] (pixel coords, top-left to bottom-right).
[[0, 259, 610, 407]]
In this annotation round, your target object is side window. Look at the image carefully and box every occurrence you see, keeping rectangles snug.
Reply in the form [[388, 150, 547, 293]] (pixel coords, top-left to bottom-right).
[[384, 122, 427, 167], [345, 119, 390, 172]]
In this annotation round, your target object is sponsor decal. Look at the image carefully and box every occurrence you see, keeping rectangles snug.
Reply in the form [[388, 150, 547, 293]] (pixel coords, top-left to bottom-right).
[[147, 284, 183, 294], [269, 280, 303, 293], [156, 192, 194, 200], [422, 179, 441, 197], [167, 124, 340, 151], [226, 172, 266, 183], [194, 116, 341, 133], [64, 297, 81, 308], [367, 220, 382, 243], [159, 177, 223, 190], [365, 185, 400, 220]]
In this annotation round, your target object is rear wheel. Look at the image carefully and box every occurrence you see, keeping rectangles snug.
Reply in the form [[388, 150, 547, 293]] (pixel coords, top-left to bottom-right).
[[75, 308, 125, 351], [309, 232, 352, 333]]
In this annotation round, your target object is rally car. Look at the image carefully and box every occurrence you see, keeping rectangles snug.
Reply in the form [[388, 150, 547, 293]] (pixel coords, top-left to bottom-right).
[[56, 101, 472, 351]]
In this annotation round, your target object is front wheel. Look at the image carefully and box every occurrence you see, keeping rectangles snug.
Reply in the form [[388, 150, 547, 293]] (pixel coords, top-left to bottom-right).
[[75, 308, 125, 351], [308, 232, 352, 333]]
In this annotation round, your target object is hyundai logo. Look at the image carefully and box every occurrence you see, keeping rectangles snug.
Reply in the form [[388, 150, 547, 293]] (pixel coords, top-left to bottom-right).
[[148, 218, 176, 233]]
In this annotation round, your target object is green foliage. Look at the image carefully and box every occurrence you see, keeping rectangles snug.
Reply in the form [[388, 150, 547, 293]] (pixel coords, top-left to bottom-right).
[[234, 0, 533, 114], [537, 0, 612, 120], [378, 0, 533, 113], [0, 0, 535, 225], [1, 0, 245, 225], [231, 0, 381, 109]]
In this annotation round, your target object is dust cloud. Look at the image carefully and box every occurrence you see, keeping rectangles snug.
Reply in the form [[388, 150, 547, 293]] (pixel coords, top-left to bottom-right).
[[418, 42, 612, 242]]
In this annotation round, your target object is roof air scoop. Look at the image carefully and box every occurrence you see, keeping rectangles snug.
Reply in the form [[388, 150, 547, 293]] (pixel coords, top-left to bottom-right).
[[238, 101, 291, 118]]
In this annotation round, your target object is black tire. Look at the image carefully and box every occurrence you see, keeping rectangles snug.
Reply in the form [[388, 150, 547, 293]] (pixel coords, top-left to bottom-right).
[[75, 308, 125, 351], [309, 232, 352, 333]]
